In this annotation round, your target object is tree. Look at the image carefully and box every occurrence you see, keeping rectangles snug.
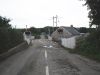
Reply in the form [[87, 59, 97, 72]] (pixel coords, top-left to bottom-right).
[[0, 16, 11, 28], [0, 16, 23, 54], [83, 0, 100, 29], [79, 27, 88, 33]]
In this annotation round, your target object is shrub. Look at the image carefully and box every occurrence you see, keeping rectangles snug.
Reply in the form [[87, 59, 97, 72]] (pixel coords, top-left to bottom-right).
[[0, 28, 23, 54], [74, 30, 100, 61], [0, 16, 24, 54]]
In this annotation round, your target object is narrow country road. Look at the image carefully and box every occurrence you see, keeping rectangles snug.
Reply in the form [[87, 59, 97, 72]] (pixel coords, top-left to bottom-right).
[[0, 39, 100, 75]]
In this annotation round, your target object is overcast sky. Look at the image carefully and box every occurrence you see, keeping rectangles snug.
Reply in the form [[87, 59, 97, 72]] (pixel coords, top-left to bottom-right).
[[0, 0, 89, 28]]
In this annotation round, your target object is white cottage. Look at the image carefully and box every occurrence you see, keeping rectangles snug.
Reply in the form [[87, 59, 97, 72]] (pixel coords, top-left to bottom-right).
[[51, 26, 80, 42]]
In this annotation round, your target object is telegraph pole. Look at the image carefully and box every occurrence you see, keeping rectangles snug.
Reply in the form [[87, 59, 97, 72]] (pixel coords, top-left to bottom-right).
[[48, 27, 50, 36], [53, 15, 58, 27], [56, 15, 58, 27], [15, 25, 16, 29], [53, 15, 58, 31], [49, 15, 59, 32], [26, 25, 27, 31], [53, 16, 55, 32]]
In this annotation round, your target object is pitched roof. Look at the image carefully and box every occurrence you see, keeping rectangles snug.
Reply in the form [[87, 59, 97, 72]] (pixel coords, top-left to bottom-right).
[[63, 27, 80, 36]]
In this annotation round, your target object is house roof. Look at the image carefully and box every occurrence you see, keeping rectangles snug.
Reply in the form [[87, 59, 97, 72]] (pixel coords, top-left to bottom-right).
[[63, 27, 80, 36]]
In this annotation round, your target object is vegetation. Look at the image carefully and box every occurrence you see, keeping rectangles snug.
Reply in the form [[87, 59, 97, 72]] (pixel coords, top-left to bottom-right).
[[78, 27, 88, 33], [72, 0, 100, 61], [29, 26, 58, 38], [74, 30, 100, 61], [0, 16, 23, 54], [82, 0, 100, 29]]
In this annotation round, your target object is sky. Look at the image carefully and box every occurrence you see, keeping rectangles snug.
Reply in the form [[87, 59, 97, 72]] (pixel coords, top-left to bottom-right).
[[0, 0, 89, 28]]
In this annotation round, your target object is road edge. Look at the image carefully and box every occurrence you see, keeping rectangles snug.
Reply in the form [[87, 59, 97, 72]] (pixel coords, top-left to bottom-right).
[[0, 42, 29, 61]]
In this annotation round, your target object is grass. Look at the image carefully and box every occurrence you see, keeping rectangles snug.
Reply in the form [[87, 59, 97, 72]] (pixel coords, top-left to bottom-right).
[[62, 36, 100, 62]]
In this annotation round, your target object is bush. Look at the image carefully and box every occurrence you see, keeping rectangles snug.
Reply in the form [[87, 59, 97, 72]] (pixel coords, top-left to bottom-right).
[[35, 35, 40, 39], [74, 30, 100, 61], [0, 28, 23, 54], [0, 16, 24, 54]]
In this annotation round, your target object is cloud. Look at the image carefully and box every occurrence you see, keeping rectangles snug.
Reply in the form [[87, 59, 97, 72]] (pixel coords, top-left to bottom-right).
[[0, 0, 89, 28]]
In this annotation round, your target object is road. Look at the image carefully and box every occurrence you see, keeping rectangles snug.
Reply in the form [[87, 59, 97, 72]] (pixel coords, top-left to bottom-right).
[[0, 39, 100, 75]]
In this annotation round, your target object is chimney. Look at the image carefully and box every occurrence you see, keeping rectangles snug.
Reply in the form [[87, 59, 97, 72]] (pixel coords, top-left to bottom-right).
[[70, 25, 73, 27]]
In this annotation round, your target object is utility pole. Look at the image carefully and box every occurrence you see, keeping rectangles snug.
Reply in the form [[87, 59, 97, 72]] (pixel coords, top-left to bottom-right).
[[53, 15, 58, 31], [26, 25, 27, 31], [55, 15, 58, 27], [48, 27, 50, 36], [49, 15, 59, 32], [15, 25, 16, 29], [53, 15, 58, 27], [53, 16, 54, 32]]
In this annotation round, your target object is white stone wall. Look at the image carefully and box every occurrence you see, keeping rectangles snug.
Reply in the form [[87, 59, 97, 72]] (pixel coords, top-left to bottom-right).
[[23, 32, 32, 45], [61, 36, 78, 49], [48, 36, 52, 40]]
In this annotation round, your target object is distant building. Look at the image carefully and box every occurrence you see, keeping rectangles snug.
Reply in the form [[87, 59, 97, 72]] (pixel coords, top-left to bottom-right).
[[51, 26, 80, 41]]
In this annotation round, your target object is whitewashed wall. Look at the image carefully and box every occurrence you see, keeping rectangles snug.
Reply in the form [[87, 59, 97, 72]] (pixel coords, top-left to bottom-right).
[[48, 36, 52, 40], [61, 36, 78, 49], [23, 33, 33, 45]]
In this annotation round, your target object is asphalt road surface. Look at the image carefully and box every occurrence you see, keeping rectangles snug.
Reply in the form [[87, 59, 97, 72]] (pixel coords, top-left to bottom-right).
[[0, 39, 100, 75]]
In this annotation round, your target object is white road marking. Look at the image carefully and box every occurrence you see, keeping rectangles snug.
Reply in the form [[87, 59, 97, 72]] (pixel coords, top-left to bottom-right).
[[46, 66, 49, 75], [43, 46, 48, 48], [45, 50, 49, 75], [45, 50, 47, 60]]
